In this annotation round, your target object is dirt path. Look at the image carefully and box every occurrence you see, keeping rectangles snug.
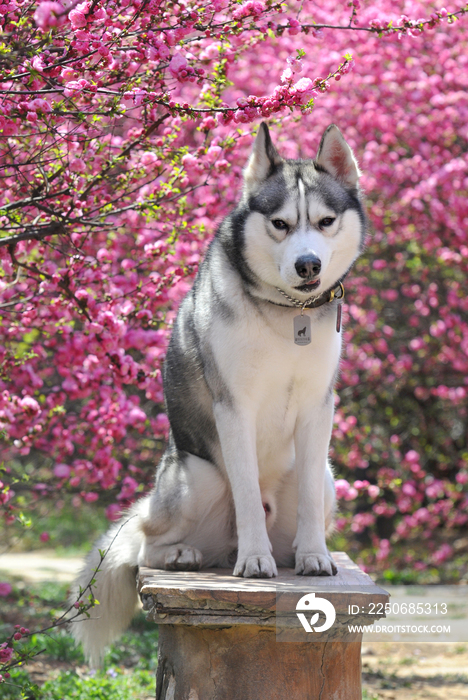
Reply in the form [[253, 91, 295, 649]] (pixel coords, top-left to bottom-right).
[[362, 642, 468, 699], [0, 550, 84, 582]]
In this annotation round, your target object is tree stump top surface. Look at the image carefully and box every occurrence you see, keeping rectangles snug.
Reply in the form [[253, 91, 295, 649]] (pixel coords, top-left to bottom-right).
[[138, 552, 389, 624]]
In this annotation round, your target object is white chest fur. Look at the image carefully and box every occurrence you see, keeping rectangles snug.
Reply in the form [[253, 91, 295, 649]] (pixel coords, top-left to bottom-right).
[[207, 300, 341, 480]]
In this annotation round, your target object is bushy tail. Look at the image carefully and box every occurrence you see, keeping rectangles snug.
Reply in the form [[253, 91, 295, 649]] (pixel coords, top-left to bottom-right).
[[69, 499, 146, 667]]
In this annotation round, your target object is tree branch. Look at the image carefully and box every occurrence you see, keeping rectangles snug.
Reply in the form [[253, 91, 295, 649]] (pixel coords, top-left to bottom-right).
[[0, 221, 65, 248]]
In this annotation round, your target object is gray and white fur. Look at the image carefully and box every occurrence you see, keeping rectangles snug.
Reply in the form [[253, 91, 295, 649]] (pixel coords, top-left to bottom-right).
[[71, 123, 366, 666]]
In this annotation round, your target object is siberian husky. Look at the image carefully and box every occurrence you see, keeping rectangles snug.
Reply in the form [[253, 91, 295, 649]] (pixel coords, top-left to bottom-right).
[[72, 123, 366, 665]]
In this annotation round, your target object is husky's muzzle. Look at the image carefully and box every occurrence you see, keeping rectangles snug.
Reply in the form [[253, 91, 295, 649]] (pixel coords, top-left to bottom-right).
[[294, 254, 321, 292]]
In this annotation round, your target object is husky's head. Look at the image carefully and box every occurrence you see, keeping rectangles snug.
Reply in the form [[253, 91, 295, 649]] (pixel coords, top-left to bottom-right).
[[240, 123, 365, 300]]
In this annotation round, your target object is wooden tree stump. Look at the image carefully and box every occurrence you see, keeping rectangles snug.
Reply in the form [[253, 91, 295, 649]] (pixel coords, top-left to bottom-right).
[[138, 552, 389, 700]]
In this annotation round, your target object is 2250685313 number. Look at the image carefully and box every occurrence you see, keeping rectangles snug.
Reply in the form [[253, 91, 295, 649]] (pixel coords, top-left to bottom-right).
[[348, 602, 449, 615]]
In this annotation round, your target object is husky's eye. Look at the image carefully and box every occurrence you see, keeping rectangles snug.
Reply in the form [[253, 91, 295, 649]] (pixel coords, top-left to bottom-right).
[[319, 217, 336, 228], [271, 219, 288, 231]]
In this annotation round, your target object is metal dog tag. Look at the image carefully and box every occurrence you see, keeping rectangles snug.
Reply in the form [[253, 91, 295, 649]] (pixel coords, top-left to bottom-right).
[[294, 315, 311, 345]]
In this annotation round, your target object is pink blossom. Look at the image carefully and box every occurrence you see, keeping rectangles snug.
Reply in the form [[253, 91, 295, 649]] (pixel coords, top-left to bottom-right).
[[287, 17, 301, 35], [69, 1, 90, 29], [84, 492, 99, 502], [64, 79, 89, 97], [293, 77, 314, 94], [117, 475, 138, 500], [60, 67, 76, 82], [31, 55, 45, 72], [281, 66, 293, 84], [69, 10, 87, 28], [19, 396, 40, 414], [351, 512, 375, 532], [0, 582, 12, 597], [70, 158, 86, 173], [432, 544, 453, 564], [105, 503, 122, 521], [123, 89, 147, 106], [397, 496, 412, 512], [0, 645, 13, 663], [232, 1, 264, 20], [127, 406, 146, 426], [206, 146, 222, 163], [27, 99, 51, 113], [402, 483, 417, 497], [414, 507, 430, 523], [34, 1, 63, 29], [200, 116, 217, 131], [140, 152, 158, 166], [54, 463, 71, 478], [168, 53, 188, 79], [181, 153, 199, 171], [426, 480, 444, 499], [376, 539, 390, 561], [335, 479, 358, 501]]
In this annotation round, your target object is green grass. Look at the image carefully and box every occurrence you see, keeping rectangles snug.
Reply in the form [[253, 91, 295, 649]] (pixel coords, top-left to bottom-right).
[[0, 667, 155, 700], [44, 668, 154, 700], [398, 656, 415, 666], [1, 502, 109, 555], [0, 669, 32, 700], [362, 690, 380, 700], [0, 575, 158, 700], [0, 616, 158, 699]]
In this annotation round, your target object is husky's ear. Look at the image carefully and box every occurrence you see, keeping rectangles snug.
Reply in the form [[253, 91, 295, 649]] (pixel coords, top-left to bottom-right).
[[243, 122, 283, 190], [315, 125, 361, 188]]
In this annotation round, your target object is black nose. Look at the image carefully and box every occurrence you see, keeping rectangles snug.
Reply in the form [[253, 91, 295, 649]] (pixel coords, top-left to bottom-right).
[[295, 255, 322, 279]]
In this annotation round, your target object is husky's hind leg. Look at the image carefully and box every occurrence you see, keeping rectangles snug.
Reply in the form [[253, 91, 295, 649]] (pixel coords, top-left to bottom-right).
[[71, 452, 231, 666], [138, 451, 234, 571], [138, 538, 203, 571]]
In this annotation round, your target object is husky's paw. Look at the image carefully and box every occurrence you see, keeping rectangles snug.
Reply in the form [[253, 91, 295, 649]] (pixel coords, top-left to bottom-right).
[[164, 545, 203, 571], [233, 554, 277, 578], [295, 552, 337, 577]]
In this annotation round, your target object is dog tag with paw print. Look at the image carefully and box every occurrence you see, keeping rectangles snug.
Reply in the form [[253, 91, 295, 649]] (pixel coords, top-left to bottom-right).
[[294, 315, 311, 345]]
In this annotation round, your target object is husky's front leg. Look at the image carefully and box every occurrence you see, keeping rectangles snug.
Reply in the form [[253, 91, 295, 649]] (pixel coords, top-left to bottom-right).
[[294, 396, 338, 576], [213, 403, 277, 578]]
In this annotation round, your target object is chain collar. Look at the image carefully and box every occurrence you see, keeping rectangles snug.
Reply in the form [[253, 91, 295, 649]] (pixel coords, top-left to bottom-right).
[[273, 282, 345, 315]]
